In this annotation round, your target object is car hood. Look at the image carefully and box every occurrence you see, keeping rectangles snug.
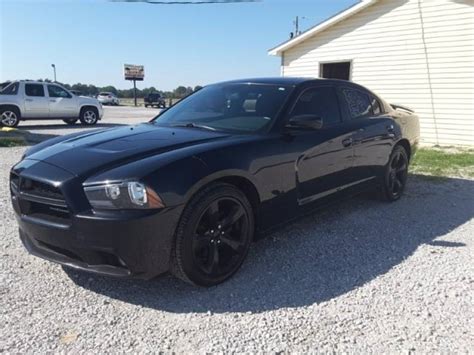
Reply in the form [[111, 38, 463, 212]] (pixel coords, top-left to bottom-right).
[[26, 123, 230, 176]]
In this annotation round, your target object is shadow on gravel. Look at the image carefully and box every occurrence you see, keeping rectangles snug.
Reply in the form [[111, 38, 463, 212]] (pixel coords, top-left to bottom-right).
[[66, 175, 474, 314]]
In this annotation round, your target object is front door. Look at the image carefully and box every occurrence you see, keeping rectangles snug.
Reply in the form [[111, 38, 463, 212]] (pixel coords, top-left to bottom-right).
[[287, 85, 356, 205], [47, 84, 77, 118], [23, 83, 49, 118]]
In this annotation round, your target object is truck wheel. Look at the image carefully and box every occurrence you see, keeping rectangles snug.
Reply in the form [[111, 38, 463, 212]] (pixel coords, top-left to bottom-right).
[[0, 107, 20, 128], [63, 118, 78, 125], [79, 107, 98, 125]]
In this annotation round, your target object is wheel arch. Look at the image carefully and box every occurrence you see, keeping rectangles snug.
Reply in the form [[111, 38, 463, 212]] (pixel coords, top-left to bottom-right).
[[79, 104, 99, 115], [0, 104, 22, 116], [395, 138, 411, 162], [184, 170, 261, 225]]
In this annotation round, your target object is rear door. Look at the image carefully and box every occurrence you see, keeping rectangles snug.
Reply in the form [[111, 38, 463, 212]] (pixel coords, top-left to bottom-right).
[[287, 85, 356, 205], [338, 86, 395, 180], [23, 83, 49, 118], [47, 84, 77, 118]]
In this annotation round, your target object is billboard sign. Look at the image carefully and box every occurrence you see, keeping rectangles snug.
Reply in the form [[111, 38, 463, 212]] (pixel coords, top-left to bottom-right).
[[124, 64, 144, 81]]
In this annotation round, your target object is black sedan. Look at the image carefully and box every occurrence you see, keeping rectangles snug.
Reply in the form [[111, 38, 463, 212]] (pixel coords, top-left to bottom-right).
[[10, 78, 420, 286]]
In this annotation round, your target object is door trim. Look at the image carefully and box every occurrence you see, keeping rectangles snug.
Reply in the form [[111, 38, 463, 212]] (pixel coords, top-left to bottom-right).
[[297, 176, 375, 206]]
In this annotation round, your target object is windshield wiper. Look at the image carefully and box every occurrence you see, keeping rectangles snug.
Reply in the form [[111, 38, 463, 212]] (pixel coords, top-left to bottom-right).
[[170, 122, 217, 131]]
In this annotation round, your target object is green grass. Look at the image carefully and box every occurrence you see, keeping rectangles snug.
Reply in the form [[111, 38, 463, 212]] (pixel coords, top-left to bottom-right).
[[411, 148, 474, 178], [0, 137, 27, 147]]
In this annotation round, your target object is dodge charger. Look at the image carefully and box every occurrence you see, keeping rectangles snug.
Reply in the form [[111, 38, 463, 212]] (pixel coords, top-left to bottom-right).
[[10, 78, 420, 286]]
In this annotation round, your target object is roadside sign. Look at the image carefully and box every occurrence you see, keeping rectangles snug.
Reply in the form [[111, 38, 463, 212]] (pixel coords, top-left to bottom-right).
[[124, 64, 144, 81]]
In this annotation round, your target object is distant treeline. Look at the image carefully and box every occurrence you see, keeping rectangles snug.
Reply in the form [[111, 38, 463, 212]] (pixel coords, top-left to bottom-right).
[[6, 79, 203, 98]]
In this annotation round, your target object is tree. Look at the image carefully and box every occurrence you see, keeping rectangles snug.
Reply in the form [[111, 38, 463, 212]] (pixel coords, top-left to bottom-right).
[[174, 86, 188, 98], [194, 85, 203, 92]]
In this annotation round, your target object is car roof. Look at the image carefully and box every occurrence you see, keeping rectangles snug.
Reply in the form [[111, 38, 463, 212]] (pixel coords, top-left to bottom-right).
[[212, 77, 356, 87]]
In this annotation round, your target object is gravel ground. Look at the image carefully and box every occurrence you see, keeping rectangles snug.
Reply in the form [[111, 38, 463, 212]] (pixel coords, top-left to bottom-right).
[[1, 145, 473, 352]]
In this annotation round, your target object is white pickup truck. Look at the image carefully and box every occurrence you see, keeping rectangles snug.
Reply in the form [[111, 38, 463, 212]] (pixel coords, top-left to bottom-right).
[[0, 81, 103, 127]]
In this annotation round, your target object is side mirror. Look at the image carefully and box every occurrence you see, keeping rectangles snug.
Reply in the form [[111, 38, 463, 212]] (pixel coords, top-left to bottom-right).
[[286, 114, 323, 130]]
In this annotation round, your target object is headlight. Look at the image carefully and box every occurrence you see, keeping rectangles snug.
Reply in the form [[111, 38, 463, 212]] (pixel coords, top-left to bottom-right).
[[84, 181, 164, 210]]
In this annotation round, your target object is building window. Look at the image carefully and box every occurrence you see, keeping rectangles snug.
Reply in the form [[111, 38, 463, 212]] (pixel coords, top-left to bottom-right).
[[320, 62, 351, 81]]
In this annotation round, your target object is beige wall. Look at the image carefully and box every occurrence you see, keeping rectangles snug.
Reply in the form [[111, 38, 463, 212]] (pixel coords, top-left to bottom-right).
[[281, 0, 474, 146]]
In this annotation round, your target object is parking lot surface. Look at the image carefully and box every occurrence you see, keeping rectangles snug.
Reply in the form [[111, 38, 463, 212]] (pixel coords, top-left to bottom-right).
[[1, 109, 473, 352], [18, 106, 159, 140]]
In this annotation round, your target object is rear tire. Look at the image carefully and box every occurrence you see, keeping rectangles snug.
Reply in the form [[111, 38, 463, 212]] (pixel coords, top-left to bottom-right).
[[79, 107, 98, 125], [171, 183, 254, 287], [0, 107, 20, 128], [379, 145, 409, 202], [63, 118, 78, 125]]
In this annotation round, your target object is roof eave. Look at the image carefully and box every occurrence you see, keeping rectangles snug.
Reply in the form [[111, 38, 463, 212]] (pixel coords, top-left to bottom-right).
[[268, 0, 378, 56]]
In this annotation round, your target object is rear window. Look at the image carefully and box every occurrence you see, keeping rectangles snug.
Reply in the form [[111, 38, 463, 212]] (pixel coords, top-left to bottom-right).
[[99, 92, 110, 96], [370, 96, 382, 115], [342, 88, 371, 119], [25, 84, 45, 97], [0, 82, 19, 95]]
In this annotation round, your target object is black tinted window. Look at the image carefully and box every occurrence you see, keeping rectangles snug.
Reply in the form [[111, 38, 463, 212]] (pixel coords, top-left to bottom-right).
[[342, 88, 371, 119], [25, 84, 45, 97], [370, 96, 381, 115], [291, 86, 341, 125], [48, 85, 71, 98], [0, 82, 19, 95]]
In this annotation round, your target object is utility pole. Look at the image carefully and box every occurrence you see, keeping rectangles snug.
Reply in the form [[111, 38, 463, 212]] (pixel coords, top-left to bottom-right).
[[294, 16, 299, 37], [133, 79, 137, 107], [51, 64, 56, 82], [293, 16, 308, 37]]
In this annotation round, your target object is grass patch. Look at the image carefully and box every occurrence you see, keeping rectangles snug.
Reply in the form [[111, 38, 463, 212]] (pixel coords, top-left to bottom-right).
[[0, 137, 27, 147], [411, 148, 474, 178]]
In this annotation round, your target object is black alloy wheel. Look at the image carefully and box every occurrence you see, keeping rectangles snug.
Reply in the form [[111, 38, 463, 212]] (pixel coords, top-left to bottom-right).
[[381, 145, 409, 201], [172, 183, 254, 286]]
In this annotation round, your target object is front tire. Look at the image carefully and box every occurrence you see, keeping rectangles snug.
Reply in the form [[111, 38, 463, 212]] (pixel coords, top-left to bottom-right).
[[0, 107, 20, 128], [171, 183, 254, 287], [79, 107, 99, 125], [379, 145, 409, 201]]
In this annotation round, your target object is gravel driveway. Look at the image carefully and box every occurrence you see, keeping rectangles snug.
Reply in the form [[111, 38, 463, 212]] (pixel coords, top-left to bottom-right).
[[1, 144, 473, 351]]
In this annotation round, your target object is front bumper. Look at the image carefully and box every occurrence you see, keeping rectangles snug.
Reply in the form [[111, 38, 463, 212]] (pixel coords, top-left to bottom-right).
[[11, 160, 183, 279]]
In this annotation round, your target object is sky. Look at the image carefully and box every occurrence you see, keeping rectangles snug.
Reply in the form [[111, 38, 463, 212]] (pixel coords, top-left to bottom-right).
[[0, 0, 356, 91]]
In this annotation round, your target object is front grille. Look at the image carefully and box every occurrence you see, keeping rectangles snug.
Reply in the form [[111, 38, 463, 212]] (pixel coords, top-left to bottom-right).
[[10, 172, 20, 192], [20, 178, 64, 202], [12, 175, 71, 224]]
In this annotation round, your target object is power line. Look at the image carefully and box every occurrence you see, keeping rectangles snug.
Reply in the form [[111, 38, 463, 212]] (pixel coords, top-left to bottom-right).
[[111, 0, 260, 4]]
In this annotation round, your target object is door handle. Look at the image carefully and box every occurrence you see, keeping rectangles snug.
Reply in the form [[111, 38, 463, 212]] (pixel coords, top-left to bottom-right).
[[342, 137, 353, 147], [50, 100, 57, 102], [25, 99, 33, 102]]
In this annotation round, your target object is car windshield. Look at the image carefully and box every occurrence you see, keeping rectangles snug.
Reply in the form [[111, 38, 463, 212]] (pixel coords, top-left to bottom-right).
[[152, 83, 292, 133]]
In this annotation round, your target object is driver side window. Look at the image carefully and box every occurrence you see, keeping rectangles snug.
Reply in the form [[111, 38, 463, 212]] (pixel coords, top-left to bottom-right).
[[47, 85, 72, 98], [291, 86, 342, 126]]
